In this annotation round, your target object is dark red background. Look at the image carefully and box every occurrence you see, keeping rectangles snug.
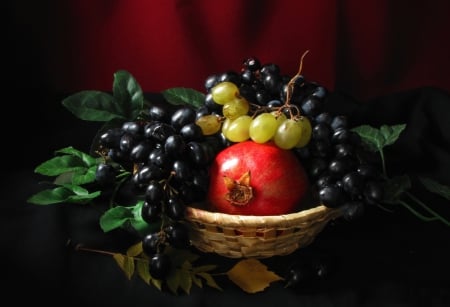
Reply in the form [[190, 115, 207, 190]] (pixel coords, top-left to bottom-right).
[[7, 0, 450, 102]]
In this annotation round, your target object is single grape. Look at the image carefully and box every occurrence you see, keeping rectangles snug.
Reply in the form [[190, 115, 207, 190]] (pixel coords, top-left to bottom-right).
[[141, 201, 161, 224], [149, 253, 171, 280], [171, 106, 196, 130], [294, 116, 312, 148], [195, 114, 222, 136], [210, 81, 239, 105], [249, 112, 278, 143], [222, 96, 250, 120], [273, 118, 302, 149], [95, 163, 116, 186], [225, 115, 252, 143], [165, 223, 190, 249], [142, 232, 164, 256]]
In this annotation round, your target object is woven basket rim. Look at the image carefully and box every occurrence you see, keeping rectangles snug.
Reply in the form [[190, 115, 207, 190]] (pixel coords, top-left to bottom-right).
[[185, 204, 341, 228]]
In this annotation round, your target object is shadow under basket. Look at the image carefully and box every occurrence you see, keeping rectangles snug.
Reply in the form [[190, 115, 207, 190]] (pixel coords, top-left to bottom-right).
[[185, 205, 343, 259]]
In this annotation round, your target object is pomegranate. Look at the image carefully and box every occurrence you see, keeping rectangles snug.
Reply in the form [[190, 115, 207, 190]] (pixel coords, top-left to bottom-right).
[[207, 140, 310, 215]]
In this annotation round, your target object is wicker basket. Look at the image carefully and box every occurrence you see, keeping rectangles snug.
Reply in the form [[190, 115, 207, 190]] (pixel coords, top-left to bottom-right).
[[184, 204, 343, 258]]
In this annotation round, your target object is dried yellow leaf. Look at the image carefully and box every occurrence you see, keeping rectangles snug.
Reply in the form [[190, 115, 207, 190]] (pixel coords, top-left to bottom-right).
[[226, 258, 282, 293]]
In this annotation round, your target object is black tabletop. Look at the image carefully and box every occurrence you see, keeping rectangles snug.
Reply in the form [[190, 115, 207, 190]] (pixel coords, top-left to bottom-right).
[[2, 87, 450, 306]]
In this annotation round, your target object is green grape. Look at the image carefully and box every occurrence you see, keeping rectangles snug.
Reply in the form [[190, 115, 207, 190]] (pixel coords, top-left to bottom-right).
[[273, 118, 302, 149], [295, 116, 312, 148], [210, 81, 239, 105], [222, 96, 250, 120], [272, 111, 287, 129], [221, 117, 233, 138], [195, 114, 222, 135], [226, 115, 252, 142], [249, 112, 278, 143]]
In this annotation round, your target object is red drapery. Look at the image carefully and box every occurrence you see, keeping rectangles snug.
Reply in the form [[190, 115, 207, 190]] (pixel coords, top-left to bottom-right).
[[23, 0, 450, 102]]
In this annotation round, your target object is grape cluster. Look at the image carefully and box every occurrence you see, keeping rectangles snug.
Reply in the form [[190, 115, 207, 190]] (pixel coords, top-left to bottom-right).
[[95, 101, 225, 279], [196, 55, 384, 218]]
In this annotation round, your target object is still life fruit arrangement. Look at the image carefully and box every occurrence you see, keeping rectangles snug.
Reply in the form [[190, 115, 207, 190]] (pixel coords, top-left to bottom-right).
[[28, 52, 450, 294]]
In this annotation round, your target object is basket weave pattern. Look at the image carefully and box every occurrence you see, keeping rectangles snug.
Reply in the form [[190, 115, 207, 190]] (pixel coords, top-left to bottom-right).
[[185, 205, 342, 258]]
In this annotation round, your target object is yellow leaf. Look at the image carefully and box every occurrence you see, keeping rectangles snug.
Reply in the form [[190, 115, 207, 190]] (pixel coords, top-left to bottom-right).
[[126, 241, 143, 257], [226, 258, 282, 293], [113, 253, 135, 280], [136, 259, 151, 285]]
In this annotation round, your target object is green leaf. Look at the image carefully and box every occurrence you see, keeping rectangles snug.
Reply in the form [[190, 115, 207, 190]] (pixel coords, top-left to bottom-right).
[[162, 87, 205, 109], [27, 187, 75, 205], [351, 124, 406, 152], [112, 70, 144, 120], [71, 166, 97, 185], [55, 147, 98, 167], [113, 253, 135, 280], [99, 206, 134, 232], [62, 90, 126, 122], [129, 201, 160, 236], [380, 124, 407, 147], [382, 175, 411, 204], [34, 155, 87, 177], [419, 177, 450, 201]]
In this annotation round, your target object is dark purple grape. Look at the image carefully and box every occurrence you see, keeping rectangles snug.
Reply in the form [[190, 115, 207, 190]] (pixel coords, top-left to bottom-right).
[[122, 121, 143, 135], [186, 141, 207, 166], [331, 128, 352, 144], [330, 115, 348, 131], [119, 133, 137, 153], [99, 128, 122, 148], [260, 63, 280, 77], [341, 171, 365, 197], [262, 73, 282, 95], [316, 175, 335, 189], [149, 253, 171, 280], [165, 223, 190, 249], [171, 107, 197, 130], [130, 141, 152, 163], [319, 185, 344, 208], [145, 180, 165, 203], [145, 122, 176, 142], [172, 160, 193, 181], [204, 93, 223, 114], [256, 89, 272, 105], [95, 163, 116, 186], [311, 86, 327, 99], [204, 74, 219, 91], [165, 197, 186, 221], [301, 95, 322, 117], [243, 57, 261, 72], [148, 147, 172, 169], [315, 112, 332, 125], [312, 123, 331, 140], [307, 158, 328, 179], [357, 163, 380, 180], [218, 71, 241, 85], [164, 134, 186, 158], [328, 157, 356, 177], [141, 201, 161, 224], [180, 123, 203, 141], [334, 143, 354, 158], [142, 232, 164, 256], [240, 69, 255, 84], [364, 181, 384, 205], [135, 164, 165, 184]]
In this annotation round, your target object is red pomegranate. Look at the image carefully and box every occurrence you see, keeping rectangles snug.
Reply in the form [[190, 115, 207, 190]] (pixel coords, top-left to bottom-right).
[[207, 140, 310, 215]]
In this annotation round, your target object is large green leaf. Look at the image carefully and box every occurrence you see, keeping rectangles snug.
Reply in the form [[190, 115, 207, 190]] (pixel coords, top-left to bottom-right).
[[62, 90, 126, 122], [419, 177, 450, 201], [27, 186, 100, 205], [112, 70, 144, 120]]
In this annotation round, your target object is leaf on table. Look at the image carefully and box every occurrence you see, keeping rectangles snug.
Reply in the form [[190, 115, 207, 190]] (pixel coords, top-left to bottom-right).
[[419, 177, 450, 201], [113, 253, 135, 280], [226, 258, 282, 293]]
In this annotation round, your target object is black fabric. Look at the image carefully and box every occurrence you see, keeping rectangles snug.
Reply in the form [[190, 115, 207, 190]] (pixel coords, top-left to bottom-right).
[[1, 87, 450, 306]]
